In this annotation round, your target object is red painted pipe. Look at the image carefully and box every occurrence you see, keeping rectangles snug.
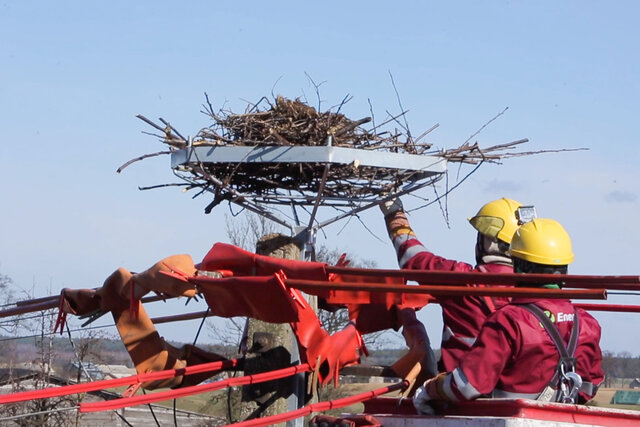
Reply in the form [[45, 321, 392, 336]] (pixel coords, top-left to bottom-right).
[[574, 303, 640, 313], [231, 380, 407, 427], [15, 295, 59, 306], [80, 363, 311, 413], [0, 358, 240, 404], [328, 266, 640, 290], [0, 294, 173, 319], [4, 266, 633, 321], [0, 300, 60, 318], [151, 310, 214, 324], [285, 278, 607, 300]]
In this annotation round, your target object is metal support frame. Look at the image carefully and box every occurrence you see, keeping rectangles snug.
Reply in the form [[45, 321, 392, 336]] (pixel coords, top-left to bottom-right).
[[171, 139, 447, 236], [174, 169, 444, 235]]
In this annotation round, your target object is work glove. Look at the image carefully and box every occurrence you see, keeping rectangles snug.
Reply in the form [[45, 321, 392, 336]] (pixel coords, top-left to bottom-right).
[[413, 372, 449, 414], [379, 197, 404, 217], [412, 384, 435, 415]]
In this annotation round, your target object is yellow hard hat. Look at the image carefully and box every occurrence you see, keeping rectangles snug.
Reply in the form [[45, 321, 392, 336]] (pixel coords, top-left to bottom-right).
[[509, 218, 575, 266], [468, 198, 522, 243]]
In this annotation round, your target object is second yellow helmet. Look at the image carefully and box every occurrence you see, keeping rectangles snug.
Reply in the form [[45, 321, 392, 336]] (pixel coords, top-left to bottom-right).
[[509, 218, 575, 266]]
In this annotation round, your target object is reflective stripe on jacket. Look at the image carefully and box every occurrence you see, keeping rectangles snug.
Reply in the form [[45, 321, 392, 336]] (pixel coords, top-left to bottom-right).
[[391, 232, 512, 371]]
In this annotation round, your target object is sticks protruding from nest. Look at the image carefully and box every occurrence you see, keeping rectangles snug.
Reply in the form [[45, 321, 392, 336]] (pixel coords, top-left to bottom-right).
[[198, 96, 396, 151], [126, 94, 584, 209]]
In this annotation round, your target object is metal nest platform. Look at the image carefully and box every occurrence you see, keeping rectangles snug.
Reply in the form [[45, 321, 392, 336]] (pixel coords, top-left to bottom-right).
[[169, 137, 447, 236], [172, 140, 447, 207]]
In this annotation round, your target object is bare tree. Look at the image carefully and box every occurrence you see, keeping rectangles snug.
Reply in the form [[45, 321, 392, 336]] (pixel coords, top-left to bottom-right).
[[224, 212, 284, 251], [0, 272, 14, 300], [0, 272, 18, 335], [0, 306, 76, 426], [207, 316, 246, 349], [0, 276, 84, 426]]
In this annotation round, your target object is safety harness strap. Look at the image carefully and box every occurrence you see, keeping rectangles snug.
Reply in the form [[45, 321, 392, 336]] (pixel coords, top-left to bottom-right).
[[524, 303, 580, 359], [522, 303, 580, 402]]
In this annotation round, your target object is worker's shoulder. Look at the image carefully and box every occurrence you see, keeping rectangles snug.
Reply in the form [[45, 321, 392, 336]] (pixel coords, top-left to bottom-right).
[[487, 300, 558, 323], [576, 306, 602, 331], [483, 303, 530, 325]]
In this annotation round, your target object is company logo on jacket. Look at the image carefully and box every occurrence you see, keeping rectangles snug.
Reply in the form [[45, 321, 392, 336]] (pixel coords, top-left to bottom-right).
[[556, 312, 574, 323], [541, 310, 574, 324]]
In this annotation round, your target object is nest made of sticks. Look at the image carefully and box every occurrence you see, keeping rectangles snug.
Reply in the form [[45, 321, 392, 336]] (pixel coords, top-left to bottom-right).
[[201, 96, 384, 149], [128, 95, 579, 206]]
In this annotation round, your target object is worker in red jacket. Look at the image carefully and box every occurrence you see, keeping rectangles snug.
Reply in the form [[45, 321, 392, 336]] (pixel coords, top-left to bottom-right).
[[413, 218, 604, 413], [381, 197, 528, 371]]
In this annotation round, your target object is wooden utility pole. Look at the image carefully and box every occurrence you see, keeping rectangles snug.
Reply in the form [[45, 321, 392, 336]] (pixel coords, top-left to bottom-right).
[[239, 234, 306, 426]]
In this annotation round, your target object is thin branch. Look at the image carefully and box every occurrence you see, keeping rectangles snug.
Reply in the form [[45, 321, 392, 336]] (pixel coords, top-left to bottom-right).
[[270, 76, 284, 102], [388, 70, 412, 142], [136, 114, 166, 133], [463, 106, 509, 145], [304, 72, 325, 111], [328, 93, 351, 115], [499, 147, 588, 157], [367, 98, 377, 135], [407, 160, 485, 214], [203, 92, 215, 116], [414, 123, 439, 144], [116, 151, 172, 173], [159, 118, 187, 142], [138, 183, 191, 191]]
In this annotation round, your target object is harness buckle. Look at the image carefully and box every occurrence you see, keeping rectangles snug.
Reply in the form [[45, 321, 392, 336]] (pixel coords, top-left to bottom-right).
[[558, 358, 582, 404]]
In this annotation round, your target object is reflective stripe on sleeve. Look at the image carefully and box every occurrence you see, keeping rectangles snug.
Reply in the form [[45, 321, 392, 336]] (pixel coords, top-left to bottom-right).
[[442, 326, 476, 346], [441, 373, 460, 402], [459, 336, 476, 346], [580, 381, 596, 396], [451, 367, 481, 400], [442, 326, 453, 341], [396, 241, 428, 267], [492, 389, 541, 400], [392, 233, 415, 252]]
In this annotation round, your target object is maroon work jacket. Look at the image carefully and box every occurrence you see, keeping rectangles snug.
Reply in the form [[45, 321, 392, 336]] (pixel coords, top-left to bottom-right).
[[397, 237, 513, 371], [447, 298, 604, 402]]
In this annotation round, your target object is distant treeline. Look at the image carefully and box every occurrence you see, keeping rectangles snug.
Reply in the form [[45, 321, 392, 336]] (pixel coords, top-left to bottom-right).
[[602, 351, 640, 387], [0, 335, 237, 371]]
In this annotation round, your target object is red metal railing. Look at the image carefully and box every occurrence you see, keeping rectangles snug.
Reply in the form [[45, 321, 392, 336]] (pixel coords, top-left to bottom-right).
[[285, 278, 607, 300], [574, 303, 640, 313], [327, 266, 640, 290], [0, 294, 170, 319], [79, 363, 311, 413], [0, 358, 240, 404], [229, 380, 408, 427]]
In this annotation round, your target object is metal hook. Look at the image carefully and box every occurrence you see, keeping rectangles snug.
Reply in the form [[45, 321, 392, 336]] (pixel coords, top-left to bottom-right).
[[561, 372, 583, 404]]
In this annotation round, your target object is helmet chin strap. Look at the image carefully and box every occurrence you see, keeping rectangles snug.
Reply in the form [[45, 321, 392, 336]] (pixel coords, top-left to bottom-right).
[[513, 257, 567, 288], [475, 233, 512, 266]]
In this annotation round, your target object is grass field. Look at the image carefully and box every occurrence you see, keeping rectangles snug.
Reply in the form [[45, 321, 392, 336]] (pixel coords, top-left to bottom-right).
[[589, 387, 640, 411]]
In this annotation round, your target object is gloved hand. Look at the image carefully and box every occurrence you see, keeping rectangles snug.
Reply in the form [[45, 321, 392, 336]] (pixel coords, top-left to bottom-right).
[[413, 372, 449, 414], [413, 384, 435, 415], [379, 197, 404, 217]]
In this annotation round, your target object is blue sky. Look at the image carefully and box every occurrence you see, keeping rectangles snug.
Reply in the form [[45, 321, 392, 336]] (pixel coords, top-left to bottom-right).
[[1, 1, 639, 354]]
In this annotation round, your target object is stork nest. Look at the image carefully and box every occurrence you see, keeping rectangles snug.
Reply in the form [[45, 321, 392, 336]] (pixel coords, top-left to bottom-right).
[[128, 95, 576, 207], [201, 96, 387, 150]]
